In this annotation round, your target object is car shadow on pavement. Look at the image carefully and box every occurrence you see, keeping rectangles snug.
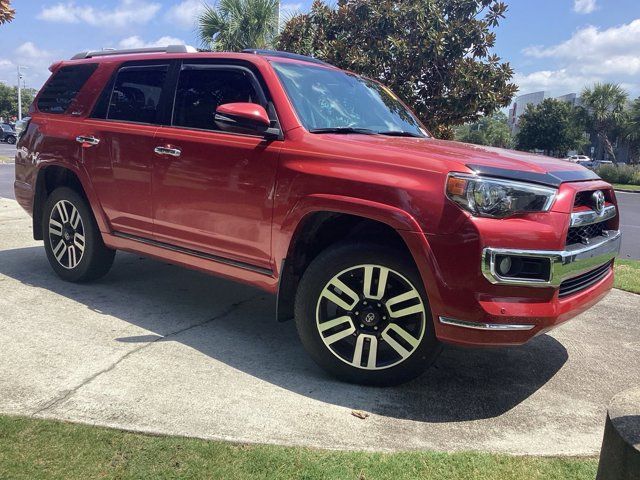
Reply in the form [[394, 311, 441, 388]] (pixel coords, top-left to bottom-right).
[[0, 246, 568, 423]]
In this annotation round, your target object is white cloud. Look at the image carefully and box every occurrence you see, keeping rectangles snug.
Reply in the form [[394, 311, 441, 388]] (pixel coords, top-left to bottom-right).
[[1, 43, 58, 90], [280, 2, 303, 15], [165, 0, 205, 28], [38, 0, 161, 28], [516, 19, 640, 97], [118, 36, 186, 49], [573, 0, 598, 14]]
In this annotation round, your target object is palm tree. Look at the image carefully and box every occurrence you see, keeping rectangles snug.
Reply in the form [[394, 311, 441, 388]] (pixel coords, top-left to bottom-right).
[[623, 97, 640, 163], [581, 83, 629, 163], [0, 0, 15, 24], [198, 0, 279, 52]]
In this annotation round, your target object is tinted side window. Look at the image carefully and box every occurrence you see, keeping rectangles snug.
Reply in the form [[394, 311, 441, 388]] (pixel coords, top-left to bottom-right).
[[173, 68, 260, 131], [107, 65, 168, 124], [37, 64, 97, 114]]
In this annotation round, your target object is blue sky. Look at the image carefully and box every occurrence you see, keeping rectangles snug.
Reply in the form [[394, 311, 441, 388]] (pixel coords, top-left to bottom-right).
[[1, 0, 640, 100]]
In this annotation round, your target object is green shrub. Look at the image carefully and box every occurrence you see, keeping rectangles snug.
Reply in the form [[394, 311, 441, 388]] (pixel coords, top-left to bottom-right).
[[596, 164, 640, 185]]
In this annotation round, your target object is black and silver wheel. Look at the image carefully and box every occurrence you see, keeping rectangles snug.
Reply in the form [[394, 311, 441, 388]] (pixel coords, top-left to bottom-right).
[[43, 187, 115, 282], [7, 135, 16, 145], [295, 243, 440, 386]]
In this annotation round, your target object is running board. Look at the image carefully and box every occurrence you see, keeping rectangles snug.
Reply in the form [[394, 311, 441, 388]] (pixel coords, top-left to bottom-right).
[[112, 231, 273, 276]]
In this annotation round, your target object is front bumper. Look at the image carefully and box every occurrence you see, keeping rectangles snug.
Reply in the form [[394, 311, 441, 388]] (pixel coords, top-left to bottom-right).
[[433, 232, 620, 345], [481, 230, 621, 287]]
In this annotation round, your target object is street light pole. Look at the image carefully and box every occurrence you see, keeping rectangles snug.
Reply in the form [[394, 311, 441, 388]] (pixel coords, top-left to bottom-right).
[[17, 65, 24, 121]]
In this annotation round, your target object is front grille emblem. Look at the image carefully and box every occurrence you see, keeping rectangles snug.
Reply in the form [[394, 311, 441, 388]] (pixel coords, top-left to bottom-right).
[[591, 190, 605, 216]]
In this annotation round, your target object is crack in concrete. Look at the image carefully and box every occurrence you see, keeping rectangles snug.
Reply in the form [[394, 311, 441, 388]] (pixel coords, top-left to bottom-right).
[[31, 295, 261, 416]]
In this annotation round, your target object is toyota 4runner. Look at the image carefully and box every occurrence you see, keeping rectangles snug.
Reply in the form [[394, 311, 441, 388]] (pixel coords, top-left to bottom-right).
[[14, 46, 621, 385]]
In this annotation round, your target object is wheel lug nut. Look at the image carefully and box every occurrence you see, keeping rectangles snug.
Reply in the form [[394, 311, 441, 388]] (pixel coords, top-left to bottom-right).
[[377, 303, 381, 307], [374, 326, 378, 330], [355, 311, 359, 315], [360, 324, 364, 328], [363, 301, 367, 305], [383, 316, 387, 320]]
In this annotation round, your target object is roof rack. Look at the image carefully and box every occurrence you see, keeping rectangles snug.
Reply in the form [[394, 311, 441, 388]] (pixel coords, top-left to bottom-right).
[[71, 45, 198, 60], [242, 49, 331, 66]]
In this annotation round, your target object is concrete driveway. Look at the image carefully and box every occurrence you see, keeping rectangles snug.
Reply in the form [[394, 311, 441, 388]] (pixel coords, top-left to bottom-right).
[[1, 197, 639, 456]]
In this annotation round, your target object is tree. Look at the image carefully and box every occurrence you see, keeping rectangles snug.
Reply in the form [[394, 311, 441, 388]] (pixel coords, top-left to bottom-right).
[[0, 0, 15, 24], [198, 0, 278, 51], [516, 99, 585, 157], [580, 83, 628, 163], [454, 112, 512, 148], [277, 0, 517, 136], [623, 97, 640, 163], [0, 83, 36, 120]]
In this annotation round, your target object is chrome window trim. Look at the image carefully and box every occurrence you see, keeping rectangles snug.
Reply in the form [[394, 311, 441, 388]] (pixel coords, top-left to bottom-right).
[[482, 230, 621, 287], [570, 205, 617, 227], [438, 317, 535, 331]]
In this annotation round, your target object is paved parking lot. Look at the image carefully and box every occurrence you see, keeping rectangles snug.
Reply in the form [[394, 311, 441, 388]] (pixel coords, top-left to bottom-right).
[[1, 197, 639, 455]]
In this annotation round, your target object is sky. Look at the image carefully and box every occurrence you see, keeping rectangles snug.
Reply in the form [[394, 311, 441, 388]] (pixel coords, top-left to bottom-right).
[[1, 0, 639, 102]]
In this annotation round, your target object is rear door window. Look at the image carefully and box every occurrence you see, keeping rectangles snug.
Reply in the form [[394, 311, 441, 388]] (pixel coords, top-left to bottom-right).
[[106, 65, 169, 124], [37, 64, 97, 114]]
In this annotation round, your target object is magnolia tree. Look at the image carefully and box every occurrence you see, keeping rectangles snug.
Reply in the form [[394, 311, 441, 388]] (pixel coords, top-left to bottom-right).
[[277, 0, 517, 137]]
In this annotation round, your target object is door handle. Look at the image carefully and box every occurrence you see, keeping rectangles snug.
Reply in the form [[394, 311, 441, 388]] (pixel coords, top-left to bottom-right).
[[154, 146, 182, 157], [76, 135, 100, 146]]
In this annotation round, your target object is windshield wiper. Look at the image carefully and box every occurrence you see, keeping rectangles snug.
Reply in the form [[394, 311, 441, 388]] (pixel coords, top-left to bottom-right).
[[376, 130, 424, 138], [308, 127, 377, 135]]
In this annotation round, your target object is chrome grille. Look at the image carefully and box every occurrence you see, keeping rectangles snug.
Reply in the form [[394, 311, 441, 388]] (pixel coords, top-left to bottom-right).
[[566, 222, 606, 246], [558, 262, 612, 298]]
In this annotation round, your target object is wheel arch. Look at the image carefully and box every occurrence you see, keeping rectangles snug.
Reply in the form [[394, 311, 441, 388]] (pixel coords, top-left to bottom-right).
[[32, 163, 109, 240], [275, 194, 438, 322]]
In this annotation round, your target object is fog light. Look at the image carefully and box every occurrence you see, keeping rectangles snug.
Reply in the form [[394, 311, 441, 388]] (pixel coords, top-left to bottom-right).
[[498, 256, 512, 276]]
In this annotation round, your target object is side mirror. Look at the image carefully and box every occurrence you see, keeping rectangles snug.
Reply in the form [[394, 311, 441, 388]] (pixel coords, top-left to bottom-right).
[[214, 103, 279, 139]]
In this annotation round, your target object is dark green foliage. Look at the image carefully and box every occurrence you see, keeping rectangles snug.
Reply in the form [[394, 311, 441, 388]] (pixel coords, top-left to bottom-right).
[[516, 99, 586, 157], [454, 112, 513, 148]]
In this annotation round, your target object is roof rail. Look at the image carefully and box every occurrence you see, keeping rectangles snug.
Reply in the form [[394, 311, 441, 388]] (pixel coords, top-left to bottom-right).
[[242, 49, 331, 66], [71, 45, 197, 60]]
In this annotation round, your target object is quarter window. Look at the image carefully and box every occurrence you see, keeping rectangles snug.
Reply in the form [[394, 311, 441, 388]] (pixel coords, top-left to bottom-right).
[[172, 67, 261, 131], [107, 65, 168, 124], [37, 64, 98, 114]]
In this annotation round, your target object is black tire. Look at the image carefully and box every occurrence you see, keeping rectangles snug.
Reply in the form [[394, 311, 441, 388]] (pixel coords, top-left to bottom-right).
[[7, 135, 16, 145], [42, 187, 115, 282], [295, 242, 440, 386]]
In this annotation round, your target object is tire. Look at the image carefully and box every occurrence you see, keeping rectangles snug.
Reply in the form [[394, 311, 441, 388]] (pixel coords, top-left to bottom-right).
[[295, 242, 440, 386], [7, 135, 16, 145], [43, 187, 115, 282]]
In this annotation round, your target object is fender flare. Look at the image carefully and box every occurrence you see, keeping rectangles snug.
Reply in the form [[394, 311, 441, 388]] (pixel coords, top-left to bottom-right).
[[33, 160, 111, 237], [275, 194, 444, 321]]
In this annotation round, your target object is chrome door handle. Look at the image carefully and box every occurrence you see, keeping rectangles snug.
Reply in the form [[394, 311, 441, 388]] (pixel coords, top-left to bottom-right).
[[76, 135, 100, 146], [154, 146, 181, 157]]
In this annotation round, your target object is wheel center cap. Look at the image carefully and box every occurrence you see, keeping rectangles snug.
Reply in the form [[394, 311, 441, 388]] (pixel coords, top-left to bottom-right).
[[359, 309, 379, 326], [62, 226, 74, 242]]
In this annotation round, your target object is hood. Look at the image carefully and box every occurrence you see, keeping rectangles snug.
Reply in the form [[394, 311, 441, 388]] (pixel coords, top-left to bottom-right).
[[310, 134, 600, 187]]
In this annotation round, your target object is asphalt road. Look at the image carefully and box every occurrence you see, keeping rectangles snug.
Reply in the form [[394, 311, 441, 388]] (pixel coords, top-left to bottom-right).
[[0, 147, 638, 258], [0, 197, 639, 455]]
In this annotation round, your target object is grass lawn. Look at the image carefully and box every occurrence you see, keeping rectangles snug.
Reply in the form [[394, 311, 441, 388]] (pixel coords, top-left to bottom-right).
[[0, 415, 597, 480], [0, 155, 12, 163], [612, 183, 640, 191], [614, 259, 640, 294]]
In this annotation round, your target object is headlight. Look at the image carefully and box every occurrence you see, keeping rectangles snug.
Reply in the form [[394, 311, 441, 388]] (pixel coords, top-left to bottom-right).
[[446, 173, 557, 218]]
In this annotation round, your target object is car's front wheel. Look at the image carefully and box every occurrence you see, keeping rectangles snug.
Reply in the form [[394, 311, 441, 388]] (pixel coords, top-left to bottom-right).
[[43, 187, 115, 282], [295, 242, 440, 386], [7, 135, 16, 145]]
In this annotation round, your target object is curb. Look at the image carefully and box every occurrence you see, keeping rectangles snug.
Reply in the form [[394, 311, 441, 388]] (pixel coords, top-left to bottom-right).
[[614, 189, 640, 194]]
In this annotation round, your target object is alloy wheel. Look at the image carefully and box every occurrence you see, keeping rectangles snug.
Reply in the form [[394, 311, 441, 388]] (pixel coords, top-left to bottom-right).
[[48, 199, 86, 270], [315, 264, 426, 370]]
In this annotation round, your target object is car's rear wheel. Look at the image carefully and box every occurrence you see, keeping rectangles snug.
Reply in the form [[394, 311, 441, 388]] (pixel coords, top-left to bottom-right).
[[43, 187, 115, 282], [7, 135, 16, 144], [295, 242, 440, 386]]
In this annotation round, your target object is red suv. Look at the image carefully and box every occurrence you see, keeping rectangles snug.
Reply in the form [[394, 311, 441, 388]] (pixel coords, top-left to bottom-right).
[[14, 46, 621, 385]]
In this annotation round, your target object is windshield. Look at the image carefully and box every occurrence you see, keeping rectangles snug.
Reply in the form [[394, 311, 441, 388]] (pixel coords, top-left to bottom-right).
[[272, 61, 427, 137]]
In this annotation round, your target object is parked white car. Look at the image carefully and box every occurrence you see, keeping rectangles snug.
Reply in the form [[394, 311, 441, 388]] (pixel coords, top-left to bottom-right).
[[566, 154, 591, 163]]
